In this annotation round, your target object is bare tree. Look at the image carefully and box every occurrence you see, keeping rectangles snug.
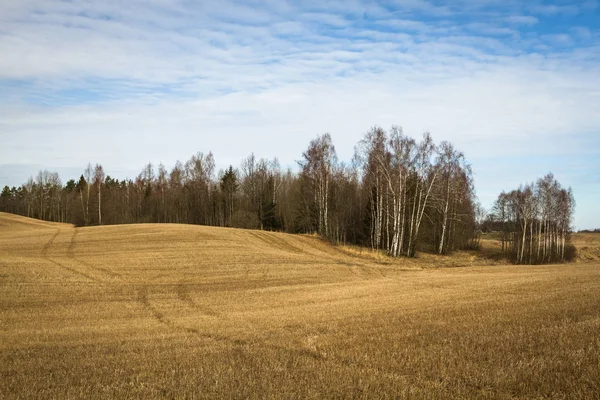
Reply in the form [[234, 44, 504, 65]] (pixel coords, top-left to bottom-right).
[[157, 163, 168, 223], [434, 141, 471, 255], [94, 164, 105, 225], [169, 161, 185, 223], [300, 134, 337, 237], [83, 164, 93, 225], [387, 126, 415, 257], [220, 166, 238, 226], [406, 133, 438, 257], [356, 127, 387, 250]]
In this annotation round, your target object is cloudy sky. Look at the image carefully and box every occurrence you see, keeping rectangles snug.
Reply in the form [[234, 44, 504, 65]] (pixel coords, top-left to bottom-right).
[[1, 0, 599, 229]]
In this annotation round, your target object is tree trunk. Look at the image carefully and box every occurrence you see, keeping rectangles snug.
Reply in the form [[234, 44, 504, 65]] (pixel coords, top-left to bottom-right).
[[98, 185, 102, 225], [438, 177, 450, 255]]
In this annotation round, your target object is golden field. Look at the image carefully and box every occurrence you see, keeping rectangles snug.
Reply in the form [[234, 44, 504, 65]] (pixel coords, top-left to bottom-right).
[[1, 212, 599, 399]]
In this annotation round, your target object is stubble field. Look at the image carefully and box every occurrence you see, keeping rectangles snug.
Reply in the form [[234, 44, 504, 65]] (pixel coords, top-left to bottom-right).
[[1, 212, 599, 399]]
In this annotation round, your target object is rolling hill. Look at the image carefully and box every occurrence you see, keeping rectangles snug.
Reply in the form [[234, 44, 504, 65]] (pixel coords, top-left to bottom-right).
[[1, 212, 599, 399]]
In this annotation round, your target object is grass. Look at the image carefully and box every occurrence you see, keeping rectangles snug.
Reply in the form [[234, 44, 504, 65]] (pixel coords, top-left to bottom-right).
[[572, 232, 600, 263], [1, 211, 599, 399]]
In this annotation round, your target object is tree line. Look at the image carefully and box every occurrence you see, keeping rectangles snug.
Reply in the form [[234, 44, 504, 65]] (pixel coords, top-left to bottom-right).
[[484, 173, 576, 264], [0, 126, 573, 262]]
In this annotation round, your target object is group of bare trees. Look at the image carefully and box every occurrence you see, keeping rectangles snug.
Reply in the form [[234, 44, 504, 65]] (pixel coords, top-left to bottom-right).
[[78, 164, 106, 226], [489, 173, 575, 264], [3, 126, 486, 258], [19, 170, 63, 222], [356, 127, 478, 257]]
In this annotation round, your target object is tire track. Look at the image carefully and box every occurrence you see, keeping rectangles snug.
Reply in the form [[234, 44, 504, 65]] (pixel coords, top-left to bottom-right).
[[46, 258, 100, 282], [267, 232, 305, 254], [41, 229, 60, 256], [247, 231, 303, 255], [67, 228, 123, 279], [137, 286, 167, 323], [261, 265, 270, 278], [41, 229, 99, 281], [137, 285, 242, 344], [67, 227, 78, 256], [247, 230, 389, 282], [320, 245, 393, 281], [344, 263, 369, 280], [175, 283, 220, 317], [368, 265, 387, 278]]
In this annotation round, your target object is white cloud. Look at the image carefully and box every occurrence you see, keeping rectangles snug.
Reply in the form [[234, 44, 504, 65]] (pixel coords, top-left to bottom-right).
[[2, 60, 598, 165], [506, 15, 538, 25], [570, 27, 593, 41], [0, 0, 599, 228], [529, 4, 580, 16], [542, 33, 574, 46]]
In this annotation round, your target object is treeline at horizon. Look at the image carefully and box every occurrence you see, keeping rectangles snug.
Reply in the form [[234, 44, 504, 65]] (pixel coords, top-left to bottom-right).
[[0, 126, 574, 262]]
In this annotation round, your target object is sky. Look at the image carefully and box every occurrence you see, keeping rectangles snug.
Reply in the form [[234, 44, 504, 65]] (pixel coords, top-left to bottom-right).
[[0, 0, 599, 230]]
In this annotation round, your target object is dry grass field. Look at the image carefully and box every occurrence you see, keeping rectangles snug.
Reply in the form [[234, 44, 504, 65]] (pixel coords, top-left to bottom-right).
[[1, 212, 599, 399], [572, 232, 600, 263]]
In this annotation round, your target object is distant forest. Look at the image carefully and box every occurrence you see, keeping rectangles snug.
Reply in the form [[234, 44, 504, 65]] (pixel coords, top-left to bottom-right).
[[0, 127, 575, 263]]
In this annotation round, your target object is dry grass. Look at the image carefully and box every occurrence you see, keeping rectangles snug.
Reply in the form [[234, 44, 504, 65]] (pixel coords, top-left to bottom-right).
[[572, 232, 600, 263], [1, 211, 599, 399]]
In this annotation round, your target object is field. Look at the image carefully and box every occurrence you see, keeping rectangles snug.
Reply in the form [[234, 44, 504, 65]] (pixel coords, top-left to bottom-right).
[[572, 232, 600, 263], [1, 212, 599, 399]]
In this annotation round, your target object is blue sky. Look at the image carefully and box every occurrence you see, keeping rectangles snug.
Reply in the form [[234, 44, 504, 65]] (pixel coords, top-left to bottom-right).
[[0, 0, 599, 229]]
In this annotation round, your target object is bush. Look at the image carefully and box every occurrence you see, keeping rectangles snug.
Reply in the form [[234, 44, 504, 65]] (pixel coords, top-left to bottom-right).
[[564, 243, 577, 262]]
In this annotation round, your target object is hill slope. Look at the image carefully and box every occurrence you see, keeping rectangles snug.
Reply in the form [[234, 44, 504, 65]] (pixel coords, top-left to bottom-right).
[[572, 232, 600, 262], [1, 212, 600, 399], [0, 211, 401, 287]]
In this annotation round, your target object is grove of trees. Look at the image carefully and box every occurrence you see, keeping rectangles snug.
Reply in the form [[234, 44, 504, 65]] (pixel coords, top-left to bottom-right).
[[486, 173, 576, 264], [0, 126, 574, 263]]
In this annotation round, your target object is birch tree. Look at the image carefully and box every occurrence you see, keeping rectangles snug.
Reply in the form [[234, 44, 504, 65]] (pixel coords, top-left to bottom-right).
[[387, 127, 415, 257], [83, 163, 93, 225], [406, 133, 439, 257], [94, 164, 105, 225], [357, 127, 387, 250], [434, 142, 472, 255], [300, 134, 337, 237]]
